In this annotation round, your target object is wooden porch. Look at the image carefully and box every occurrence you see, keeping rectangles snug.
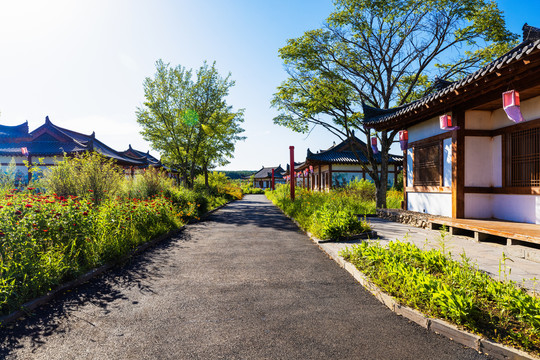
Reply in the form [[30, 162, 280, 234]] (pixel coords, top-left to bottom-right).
[[428, 217, 540, 248]]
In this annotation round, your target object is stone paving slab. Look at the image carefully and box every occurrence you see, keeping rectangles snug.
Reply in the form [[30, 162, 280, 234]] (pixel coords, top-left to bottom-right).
[[322, 217, 540, 294]]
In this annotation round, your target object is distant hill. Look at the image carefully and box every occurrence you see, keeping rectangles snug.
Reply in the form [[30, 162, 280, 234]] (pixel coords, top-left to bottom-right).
[[217, 170, 257, 180]]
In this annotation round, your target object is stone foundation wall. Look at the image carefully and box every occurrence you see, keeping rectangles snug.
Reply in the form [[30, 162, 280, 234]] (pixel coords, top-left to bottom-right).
[[376, 209, 431, 228]]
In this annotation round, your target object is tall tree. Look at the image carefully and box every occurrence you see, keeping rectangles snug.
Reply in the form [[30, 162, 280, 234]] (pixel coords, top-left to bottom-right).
[[137, 60, 245, 188], [272, 0, 517, 208]]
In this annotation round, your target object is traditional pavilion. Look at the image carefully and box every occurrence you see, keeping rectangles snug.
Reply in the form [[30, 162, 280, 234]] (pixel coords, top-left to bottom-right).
[[252, 165, 286, 189], [0, 116, 163, 183], [364, 24, 540, 225], [289, 136, 402, 191]]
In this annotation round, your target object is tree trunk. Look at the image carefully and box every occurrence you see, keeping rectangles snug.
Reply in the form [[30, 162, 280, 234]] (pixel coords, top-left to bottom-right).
[[204, 163, 209, 189], [375, 130, 390, 209]]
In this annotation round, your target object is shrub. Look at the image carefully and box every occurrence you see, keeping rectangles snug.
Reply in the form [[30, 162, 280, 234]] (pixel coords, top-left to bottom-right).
[[311, 204, 371, 240], [42, 152, 124, 204], [122, 167, 175, 199]]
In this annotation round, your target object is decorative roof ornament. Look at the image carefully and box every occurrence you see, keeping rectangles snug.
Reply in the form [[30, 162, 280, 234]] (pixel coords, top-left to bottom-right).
[[523, 23, 540, 42], [432, 77, 454, 92]]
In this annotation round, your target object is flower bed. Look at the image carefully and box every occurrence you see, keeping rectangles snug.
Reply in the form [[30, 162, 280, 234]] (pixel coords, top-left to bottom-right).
[[0, 189, 182, 317]]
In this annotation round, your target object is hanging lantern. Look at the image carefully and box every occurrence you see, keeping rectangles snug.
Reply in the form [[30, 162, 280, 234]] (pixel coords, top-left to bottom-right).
[[502, 90, 524, 123], [371, 137, 379, 154], [439, 114, 459, 130], [398, 130, 408, 151]]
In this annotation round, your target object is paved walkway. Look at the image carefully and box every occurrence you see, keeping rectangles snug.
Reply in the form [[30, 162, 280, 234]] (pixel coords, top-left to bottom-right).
[[322, 217, 540, 294], [1, 195, 488, 359]]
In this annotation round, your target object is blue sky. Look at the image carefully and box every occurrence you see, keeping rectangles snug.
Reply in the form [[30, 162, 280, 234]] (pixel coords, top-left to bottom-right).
[[0, 0, 538, 171]]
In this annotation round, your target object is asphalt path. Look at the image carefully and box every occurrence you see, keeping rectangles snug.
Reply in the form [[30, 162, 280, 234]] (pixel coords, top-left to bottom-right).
[[0, 194, 490, 359]]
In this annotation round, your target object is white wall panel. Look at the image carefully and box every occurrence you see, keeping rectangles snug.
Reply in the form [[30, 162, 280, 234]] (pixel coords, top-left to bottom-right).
[[408, 116, 448, 143], [407, 192, 452, 217]]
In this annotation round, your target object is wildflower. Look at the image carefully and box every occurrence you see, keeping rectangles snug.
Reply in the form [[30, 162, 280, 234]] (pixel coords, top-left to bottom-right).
[[43, 229, 48, 232], [83, 211, 88, 216], [27, 187, 35, 190], [88, 189, 94, 192], [25, 204, 33, 208], [15, 210, 22, 215]]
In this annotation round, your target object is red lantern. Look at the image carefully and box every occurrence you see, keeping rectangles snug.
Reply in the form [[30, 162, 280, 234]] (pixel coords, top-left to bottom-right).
[[398, 130, 408, 151], [439, 114, 459, 130], [502, 90, 524, 123], [371, 136, 379, 154]]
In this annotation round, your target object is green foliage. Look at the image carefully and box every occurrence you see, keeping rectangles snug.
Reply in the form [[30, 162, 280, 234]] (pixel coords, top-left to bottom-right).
[[273, 0, 517, 208], [194, 171, 243, 209], [341, 241, 540, 354], [0, 158, 17, 193], [42, 152, 124, 204], [311, 204, 371, 240], [267, 184, 379, 240], [122, 167, 175, 200], [136, 60, 245, 188]]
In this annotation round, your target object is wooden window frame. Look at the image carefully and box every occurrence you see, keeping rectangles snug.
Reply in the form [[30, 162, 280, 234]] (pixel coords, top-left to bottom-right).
[[503, 125, 540, 188], [413, 140, 443, 187]]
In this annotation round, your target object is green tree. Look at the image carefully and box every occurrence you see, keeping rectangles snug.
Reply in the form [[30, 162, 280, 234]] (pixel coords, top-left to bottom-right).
[[137, 60, 245, 188], [273, 0, 517, 208]]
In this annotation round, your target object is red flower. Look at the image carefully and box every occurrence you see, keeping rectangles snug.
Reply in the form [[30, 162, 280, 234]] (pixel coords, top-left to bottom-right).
[[88, 189, 93, 192], [25, 204, 32, 208], [43, 229, 48, 232], [83, 211, 88, 216], [15, 210, 22, 215], [27, 187, 35, 190]]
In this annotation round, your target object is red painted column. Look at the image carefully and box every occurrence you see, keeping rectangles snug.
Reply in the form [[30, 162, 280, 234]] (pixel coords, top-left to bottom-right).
[[271, 168, 275, 190], [289, 146, 295, 201]]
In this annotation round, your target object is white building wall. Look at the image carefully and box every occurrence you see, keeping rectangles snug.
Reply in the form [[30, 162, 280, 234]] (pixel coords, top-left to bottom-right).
[[465, 193, 540, 224], [465, 136, 494, 187], [407, 192, 452, 217], [408, 116, 449, 143]]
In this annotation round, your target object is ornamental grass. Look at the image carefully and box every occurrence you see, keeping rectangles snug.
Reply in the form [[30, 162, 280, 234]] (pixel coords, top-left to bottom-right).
[[340, 239, 540, 355]]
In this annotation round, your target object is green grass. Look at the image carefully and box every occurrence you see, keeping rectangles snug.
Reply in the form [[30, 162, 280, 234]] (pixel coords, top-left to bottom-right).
[[340, 238, 540, 355], [265, 180, 398, 240]]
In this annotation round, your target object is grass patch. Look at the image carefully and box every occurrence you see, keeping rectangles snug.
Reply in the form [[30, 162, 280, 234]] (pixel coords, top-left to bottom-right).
[[340, 237, 540, 355], [266, 181, 391, 240]]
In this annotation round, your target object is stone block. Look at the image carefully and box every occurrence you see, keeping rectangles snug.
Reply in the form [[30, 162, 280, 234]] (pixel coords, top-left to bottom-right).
[[394, 304, 430, 328], [372, 289, 395, 311], [525, 248, 540, 264], [430, 318, 481, 351], [480, 338, 537, 360]]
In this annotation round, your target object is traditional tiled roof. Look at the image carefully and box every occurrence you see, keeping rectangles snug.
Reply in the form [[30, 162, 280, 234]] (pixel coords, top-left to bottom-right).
[[0, 122, 30, 140], [24, 117, 145, 165], [364, 25, 540, 129], [306, 136, 402, 164], [253, 165, 285, 179], [120, 145, 161, 167]]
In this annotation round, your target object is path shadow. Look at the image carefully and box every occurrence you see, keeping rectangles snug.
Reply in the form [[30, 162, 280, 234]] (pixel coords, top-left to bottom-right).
[[0, 230, 193, 358]]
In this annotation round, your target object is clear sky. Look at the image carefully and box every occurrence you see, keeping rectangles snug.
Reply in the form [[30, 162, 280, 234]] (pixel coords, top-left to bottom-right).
[[0, 0, 538, 171]]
